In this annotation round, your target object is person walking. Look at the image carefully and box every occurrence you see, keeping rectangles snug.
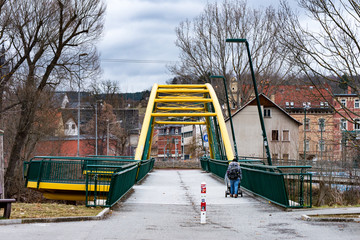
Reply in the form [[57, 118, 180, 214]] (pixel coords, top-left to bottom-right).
[[226, 158, 242, 198]]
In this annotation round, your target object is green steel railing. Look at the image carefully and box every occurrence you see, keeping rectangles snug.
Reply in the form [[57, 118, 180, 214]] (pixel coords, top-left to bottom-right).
[[105, 165, 139, 207], [200, 156, 209, 172], [24, 156, 155, 207], [200, 157, 312, 208], [208, 159, 228, 179], [103, 158, 155, 207], [136, 159, 155, 183], [25, 159, 86, 188]]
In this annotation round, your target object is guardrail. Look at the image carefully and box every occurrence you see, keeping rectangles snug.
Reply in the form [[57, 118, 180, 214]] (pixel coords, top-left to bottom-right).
[[200, 157, 312, 208], [24, 156, 155, 207]]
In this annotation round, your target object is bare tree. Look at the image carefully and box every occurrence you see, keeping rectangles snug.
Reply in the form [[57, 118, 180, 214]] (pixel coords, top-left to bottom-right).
[[169, 0, 292, 113], [89, 79, 125, 108], [278, 0, 360, 111], [277, 0, 360, 203], [3, 0, 105, 198], [84, 102, 128, 156], [277, 0, 360, 161]]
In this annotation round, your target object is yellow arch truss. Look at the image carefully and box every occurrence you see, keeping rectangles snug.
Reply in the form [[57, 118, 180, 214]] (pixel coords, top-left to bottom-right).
[[134, 84, 234, 161]]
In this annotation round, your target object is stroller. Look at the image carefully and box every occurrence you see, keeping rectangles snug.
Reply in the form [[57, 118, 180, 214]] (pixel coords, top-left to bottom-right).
[[224, 173, 243, 197]]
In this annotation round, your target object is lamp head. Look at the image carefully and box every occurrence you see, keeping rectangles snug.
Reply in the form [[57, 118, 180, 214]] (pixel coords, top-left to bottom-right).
[[226, 38, 247, 43], [210, 75, 225, 79]]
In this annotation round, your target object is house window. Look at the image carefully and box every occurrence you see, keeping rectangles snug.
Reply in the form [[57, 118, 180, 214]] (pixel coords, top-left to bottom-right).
[[183, 131, 193, 138], [340, 119, 347, 130], [355, 99, 360, 109], [341, 99, 346, 107], [72, 124, 75, 130], [272, 153, 278, 159], [282, 154, 289, 160], [304, 118, 310, 131], [175, 128, 179, 134], [264, 108, 271, 118], [305, 140, 310, 152], [65, 124, 70, 130], [282, 130, 289, 141], [272, 130, 279, 141], [355, 119, 360, 130], [318, 118, 325, 131], [319, 140, 325, 152]]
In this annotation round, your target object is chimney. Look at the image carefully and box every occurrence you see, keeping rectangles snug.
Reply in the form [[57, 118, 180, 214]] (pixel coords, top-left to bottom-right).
[[270, 94, 275, 102], [348, 86, 352, 95]]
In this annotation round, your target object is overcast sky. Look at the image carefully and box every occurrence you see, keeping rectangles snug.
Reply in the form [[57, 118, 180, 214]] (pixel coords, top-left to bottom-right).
[[97, 0, 287, 93]]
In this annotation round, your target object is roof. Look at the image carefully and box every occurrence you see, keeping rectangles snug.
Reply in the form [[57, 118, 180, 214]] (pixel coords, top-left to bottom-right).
[[227, 94, 302, 125], [270, 85, 333, 109]]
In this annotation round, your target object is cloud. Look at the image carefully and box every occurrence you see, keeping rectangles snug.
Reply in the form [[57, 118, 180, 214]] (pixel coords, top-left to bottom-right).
[[97, 0, 287, 93], [98, 0, 215, 92]]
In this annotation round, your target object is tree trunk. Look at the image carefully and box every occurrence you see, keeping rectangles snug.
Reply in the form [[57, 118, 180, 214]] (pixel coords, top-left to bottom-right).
[[4, 98, 36, 198]]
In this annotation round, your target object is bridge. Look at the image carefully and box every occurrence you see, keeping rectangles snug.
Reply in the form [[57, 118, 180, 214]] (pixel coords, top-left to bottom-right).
[[24, 83, 312, 208], [5, 169, 360, 240]]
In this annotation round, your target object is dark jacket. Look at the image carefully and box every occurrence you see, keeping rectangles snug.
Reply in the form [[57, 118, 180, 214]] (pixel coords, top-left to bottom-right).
[[226, 161, 242, 180]]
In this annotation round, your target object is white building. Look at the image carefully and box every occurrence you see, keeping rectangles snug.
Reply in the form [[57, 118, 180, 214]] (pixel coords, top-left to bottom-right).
[[226, 94, 302, 160], [181, 124, 207, 159]]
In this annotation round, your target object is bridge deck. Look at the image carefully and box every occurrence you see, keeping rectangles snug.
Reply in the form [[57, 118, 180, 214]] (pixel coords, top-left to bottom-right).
[[109, 169, 358, 239], [1, 169, 359, 239]]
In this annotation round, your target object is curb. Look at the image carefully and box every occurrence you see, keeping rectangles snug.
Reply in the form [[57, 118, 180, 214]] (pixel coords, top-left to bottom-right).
[[301, 213, 360, 223], [0, 208, 110, 225]]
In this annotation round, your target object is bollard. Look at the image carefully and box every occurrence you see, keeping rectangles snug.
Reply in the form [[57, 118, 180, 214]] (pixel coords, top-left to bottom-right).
[[200, 181, 206, 224]]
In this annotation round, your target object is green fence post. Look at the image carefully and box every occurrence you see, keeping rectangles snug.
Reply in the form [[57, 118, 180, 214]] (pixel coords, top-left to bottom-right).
[[299, 174, 304, 206], [37, 160, 44, 189], [93, 174, 98, 206], [85, 172, 89, 207]]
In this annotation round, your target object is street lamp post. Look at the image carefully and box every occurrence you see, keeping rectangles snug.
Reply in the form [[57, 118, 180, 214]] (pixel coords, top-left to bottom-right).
[[95, 102, 98, 156], [319, 118, 325, 161], [226, 38, 272, 165], [210, 75, 239, 160], [77, 53, 88, 156], [303, 102, 311, 162], [94, 100, 103, 156]]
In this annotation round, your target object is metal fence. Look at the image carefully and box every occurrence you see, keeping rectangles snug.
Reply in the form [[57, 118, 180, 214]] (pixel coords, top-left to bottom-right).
[[105, 165, 139, 207], [24, 156, 155, 207], [137, 159, 155, 183], [200, 157, 312, 208]]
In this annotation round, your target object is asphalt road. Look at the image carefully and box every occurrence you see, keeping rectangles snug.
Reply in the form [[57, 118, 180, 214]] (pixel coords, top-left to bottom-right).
[[0, 169, 359, 240]]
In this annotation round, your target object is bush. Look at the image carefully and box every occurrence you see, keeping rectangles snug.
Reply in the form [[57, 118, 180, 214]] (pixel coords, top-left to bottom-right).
[[312, 181, 360, 206]]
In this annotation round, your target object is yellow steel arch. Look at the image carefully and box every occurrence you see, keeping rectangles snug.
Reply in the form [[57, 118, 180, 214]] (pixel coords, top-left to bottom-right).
[[134, 84, 234, 161]]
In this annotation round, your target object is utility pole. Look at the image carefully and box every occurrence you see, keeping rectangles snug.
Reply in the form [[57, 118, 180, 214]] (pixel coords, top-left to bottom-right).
[[77, 53, 88, 156], [303, 102, 311, 162]]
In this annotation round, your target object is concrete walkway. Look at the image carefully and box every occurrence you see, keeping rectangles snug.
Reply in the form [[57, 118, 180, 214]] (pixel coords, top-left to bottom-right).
[[0, 169, 359, 240]]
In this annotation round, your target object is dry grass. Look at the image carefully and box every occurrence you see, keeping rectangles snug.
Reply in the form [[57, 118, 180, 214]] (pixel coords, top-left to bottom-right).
[[8, 203, 103, 219], [313, 204, 360, 209]]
